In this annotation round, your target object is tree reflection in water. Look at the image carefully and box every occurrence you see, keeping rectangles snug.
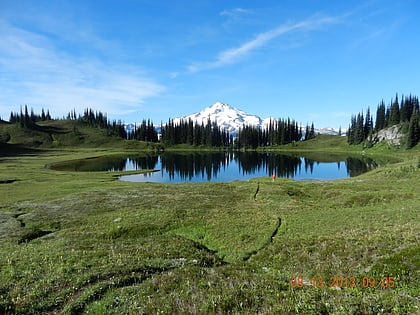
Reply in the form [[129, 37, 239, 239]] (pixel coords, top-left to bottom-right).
[[51, 152, 380, 182]]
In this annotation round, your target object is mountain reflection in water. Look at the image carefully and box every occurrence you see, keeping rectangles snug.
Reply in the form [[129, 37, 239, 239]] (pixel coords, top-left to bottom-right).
[[114, 152, 378, 183], [50, 152, 379, 182]]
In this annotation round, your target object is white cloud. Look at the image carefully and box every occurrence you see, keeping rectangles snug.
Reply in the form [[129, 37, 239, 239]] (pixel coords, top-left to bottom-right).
[[350, 20, 399, 50], [0, 20, 165, 119], [220, 8, 251, 17], [187, 15, 340, 73], [169, 71, 180, 79]]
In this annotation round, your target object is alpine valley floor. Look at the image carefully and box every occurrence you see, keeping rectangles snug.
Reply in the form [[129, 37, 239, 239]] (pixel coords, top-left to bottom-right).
[[0, 146, 419, 314]]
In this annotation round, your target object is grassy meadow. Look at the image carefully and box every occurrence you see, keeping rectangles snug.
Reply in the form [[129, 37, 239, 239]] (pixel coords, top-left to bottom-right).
[[0, 130, 419, 314]]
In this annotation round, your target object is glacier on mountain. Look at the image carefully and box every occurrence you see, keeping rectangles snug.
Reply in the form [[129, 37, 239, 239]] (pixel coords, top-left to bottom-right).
[[172, 102, 345, 136], [173, 102, 262, 135], [126, 102, 346, 136]]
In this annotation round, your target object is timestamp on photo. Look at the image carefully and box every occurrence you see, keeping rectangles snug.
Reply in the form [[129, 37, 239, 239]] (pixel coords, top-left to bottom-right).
[[290, 275, 395, 289]]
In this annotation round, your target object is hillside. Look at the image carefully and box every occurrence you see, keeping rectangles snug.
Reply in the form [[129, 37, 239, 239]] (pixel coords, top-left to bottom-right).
[[0, 120, 136, 151], [347, 94, 420, 149], [264, 134, 349, 151]]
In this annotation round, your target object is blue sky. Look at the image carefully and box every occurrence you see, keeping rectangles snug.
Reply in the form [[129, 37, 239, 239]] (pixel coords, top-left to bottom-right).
[[1, 0, 419, 128]]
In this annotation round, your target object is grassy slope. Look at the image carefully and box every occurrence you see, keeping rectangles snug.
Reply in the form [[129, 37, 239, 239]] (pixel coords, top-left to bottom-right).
[[0, 129, 419, 314], [0, 120, 157, 151]]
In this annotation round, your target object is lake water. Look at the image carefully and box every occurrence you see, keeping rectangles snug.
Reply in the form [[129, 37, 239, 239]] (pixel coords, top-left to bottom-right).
[[50, 152, 379, 183]]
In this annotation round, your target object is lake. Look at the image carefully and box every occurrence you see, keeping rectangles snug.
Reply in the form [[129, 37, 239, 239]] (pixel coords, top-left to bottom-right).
[[50, 152, 380, 183]]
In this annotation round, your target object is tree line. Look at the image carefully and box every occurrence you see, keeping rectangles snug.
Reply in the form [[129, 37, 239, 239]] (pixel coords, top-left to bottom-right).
[[8, 106, 128, 139], [159, 117, 314, 149], [127, 120, 158, 142], [236, 119, 314, 149], [68, 109, 161, 141], [72, 108, 127, 138], [9, 105, 52, 128], [160, 118, 233, 147], [347, 94, 420, 148], [6, 106, 317, 149]]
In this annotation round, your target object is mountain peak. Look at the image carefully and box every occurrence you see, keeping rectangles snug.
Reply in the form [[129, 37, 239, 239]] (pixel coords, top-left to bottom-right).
[[171, 102, 347, 136], [207, 102, 232, 110], [127, 102, 346, 136], [201, 102, 232, 116], [174, 102, 262, 134]]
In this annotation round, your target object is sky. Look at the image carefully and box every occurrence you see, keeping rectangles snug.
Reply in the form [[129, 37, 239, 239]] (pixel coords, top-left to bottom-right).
[[1, 0, 419, 128]]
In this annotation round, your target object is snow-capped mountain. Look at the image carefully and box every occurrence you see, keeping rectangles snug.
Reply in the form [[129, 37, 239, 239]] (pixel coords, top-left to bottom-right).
[[173, 102, 262, 134], [172, 102, 346, 136], [126, 102, 346, 136], [316, 127, 346, 136]]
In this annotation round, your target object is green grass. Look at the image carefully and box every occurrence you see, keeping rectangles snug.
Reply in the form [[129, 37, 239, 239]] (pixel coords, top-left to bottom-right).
[[261, 135, 355, 152], [0, 120, 158, 151], [0, 137, 419, 314]]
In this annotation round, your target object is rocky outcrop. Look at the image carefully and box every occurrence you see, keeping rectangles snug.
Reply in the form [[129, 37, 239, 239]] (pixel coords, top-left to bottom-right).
[[372, 125, 404, 146]]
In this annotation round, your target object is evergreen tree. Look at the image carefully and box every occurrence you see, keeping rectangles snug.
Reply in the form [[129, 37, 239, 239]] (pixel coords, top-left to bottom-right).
[[350, 113, 364, 145], [186, 118, 193, 145], [24, 105, 30, 128], [305, 124, 310, 141], [18, 107, 24, 127], [193, 120, 201, 146], [388, 94, 400, 126], [309, 122, 315, 140], [375, 100, 386, 131], [407, 108, 420, 149], [9, 112, 15, 123], [348, 93, 420, 146], [30, 108, 36, 122], [204, 118, 212, 146], [400, 95, 410, 122], [364, 107, 373, 139], [347, 116, 356, 144]]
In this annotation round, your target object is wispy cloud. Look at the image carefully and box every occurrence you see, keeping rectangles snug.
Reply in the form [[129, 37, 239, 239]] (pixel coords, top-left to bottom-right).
[[0, 20, 165, 119], [350, 19, 401, 50], [220, 8, 251, 18], [187, 15, 340, 73], [219, 8, 254, 35]]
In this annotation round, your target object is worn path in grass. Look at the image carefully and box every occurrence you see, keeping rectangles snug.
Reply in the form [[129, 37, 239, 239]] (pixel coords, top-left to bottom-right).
[[0, 147, 419, 314]]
